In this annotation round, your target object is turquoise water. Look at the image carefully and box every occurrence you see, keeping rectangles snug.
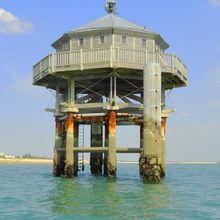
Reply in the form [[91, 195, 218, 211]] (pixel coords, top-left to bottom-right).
[[0, 164, 220, 220]]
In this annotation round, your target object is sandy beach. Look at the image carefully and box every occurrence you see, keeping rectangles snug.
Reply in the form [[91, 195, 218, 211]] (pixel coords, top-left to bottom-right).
[[0, 158, 53, 164]]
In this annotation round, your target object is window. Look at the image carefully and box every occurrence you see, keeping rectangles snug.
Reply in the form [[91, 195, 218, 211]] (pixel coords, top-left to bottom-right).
[[142, 39, 146, 47], [62, 41, 69, 51], [78, 38, 84, 46], [100, 36, 105, 44], [122, 36, 127, 45]]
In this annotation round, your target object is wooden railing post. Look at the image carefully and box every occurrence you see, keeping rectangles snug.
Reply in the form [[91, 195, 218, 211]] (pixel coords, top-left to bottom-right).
[[145, 50, 148, 64], [171, 54, 175, 72], [51, 52, 55, 72], [80, 49, 83, 71], [69, 51, 73, 66], [132, 50, 135, 63], [39, 61, 42, 79]]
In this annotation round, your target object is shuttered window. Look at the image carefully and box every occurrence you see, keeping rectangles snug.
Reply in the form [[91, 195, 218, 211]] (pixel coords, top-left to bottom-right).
[[142, 39, 146, 47], [122, 36, 127, 45], [100, 36, 105, 44], [78, 38, 84, 46]]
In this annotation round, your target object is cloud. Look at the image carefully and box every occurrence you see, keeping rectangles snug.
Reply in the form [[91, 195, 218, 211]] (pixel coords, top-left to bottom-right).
[[208, 0, 220, 6], [0, 8, 33, 33]]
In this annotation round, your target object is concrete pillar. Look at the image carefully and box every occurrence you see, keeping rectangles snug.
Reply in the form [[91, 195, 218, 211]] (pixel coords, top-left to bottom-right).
[[65, 112, 75, 178], [104, 121, 109, 175], [60, 123, 66, 175], [139, 122, 144, 176], [161, 85, 166, 177], [74, 121, 79, 176], [90, 122, 103, 175], [139, 63, 162, 183], [53, 117, 62, 177], [65, 77, 76, 178], [107, 111, 117, 176], [161, 117, 166, 177]]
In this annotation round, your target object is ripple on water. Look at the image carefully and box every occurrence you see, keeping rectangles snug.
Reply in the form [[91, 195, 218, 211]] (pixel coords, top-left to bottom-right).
[[0, 164, 220, 219]]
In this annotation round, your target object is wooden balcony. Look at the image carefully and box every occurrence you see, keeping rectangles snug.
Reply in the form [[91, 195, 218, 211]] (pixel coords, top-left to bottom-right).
[[33, 47, 188, 87]]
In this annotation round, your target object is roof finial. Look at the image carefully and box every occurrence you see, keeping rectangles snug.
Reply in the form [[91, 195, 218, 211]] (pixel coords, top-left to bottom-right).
[[104, 0, 117, 14]]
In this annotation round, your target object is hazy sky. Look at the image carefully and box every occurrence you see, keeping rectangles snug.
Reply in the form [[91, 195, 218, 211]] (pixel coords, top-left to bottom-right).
[[0, 0, 219, 161]]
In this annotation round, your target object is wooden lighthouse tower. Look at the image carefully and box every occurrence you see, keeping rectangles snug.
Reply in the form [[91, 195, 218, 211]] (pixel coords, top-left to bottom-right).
[[33, 0, 187, 183]]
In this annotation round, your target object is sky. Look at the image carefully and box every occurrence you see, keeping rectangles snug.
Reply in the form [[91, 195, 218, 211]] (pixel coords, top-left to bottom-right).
[[0, 0, 220, 162]]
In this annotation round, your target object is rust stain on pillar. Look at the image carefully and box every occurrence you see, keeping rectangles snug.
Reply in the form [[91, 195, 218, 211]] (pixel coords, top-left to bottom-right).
[[107, 111, 117, 177], [109, 112, 116, 135], [161, 117, 167, 177], [66, 113, 74, 133], [65, 112, 75, 178], [161, 118, 166, 136]]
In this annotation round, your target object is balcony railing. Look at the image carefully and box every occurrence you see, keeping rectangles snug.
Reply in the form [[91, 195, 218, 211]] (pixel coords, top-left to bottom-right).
[[33, 47, 187, 83]]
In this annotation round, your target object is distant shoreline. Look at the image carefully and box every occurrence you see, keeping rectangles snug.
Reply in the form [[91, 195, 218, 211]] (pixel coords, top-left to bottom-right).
[[118, 161, 218, 165], [0, 158, 52, 164], [0, 158, 218, 165]]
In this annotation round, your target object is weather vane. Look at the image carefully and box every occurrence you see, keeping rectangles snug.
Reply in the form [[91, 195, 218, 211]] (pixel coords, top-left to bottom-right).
[[104, 0, 117, 14]]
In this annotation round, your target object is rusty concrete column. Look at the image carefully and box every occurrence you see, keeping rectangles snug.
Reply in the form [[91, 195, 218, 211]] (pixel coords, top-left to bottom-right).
[[65, 112, 75, 178], [107, 111, 117, 176], [74, 121, 79, 176], [90, 122, 103, 175], [139, 63, 162, 183], [139, 122, 144, 176], [161, 117, 166, 177], [60, 122, 66, 175], [53, 117, 62, 177], [104, 121, 109, 175], [64, 76, 76, 178]]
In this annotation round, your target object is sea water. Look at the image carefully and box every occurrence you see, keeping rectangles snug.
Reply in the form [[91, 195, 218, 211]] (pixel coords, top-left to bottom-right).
[[0, 164, 220, 220]]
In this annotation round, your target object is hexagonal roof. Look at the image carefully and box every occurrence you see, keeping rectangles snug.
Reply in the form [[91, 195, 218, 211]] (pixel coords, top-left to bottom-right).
[[69, 14, 154, 34], [52, 4, 169, 50]]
